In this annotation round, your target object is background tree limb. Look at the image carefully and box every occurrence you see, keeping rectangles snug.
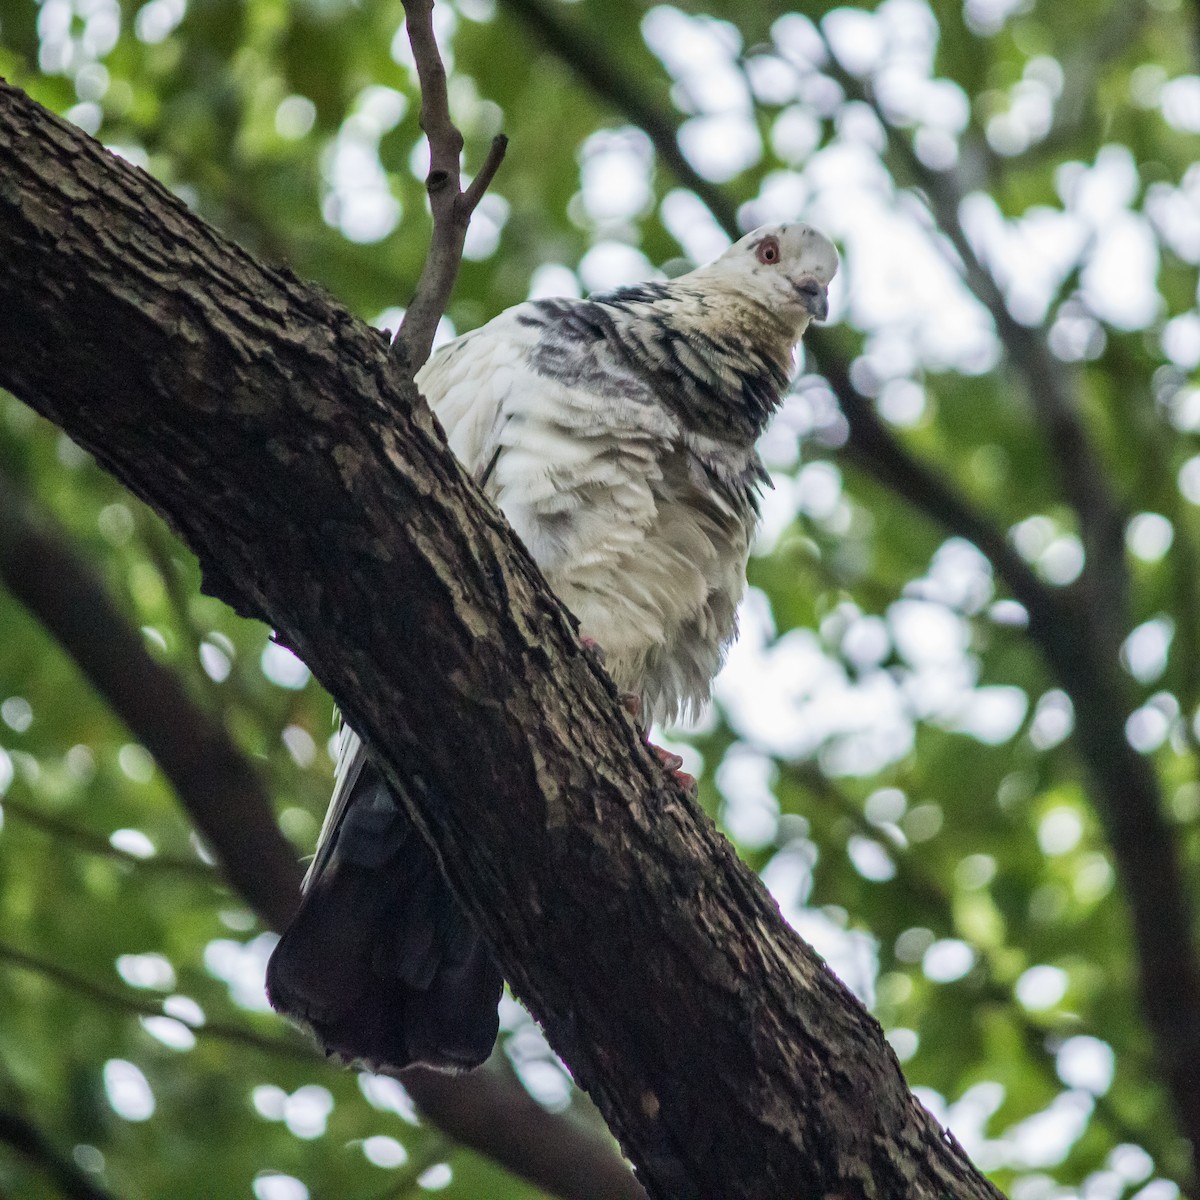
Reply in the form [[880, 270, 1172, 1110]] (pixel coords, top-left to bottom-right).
[[0, 1106, 118, 1200], [0, 463, 301, 932], [0, 455, 645, 1200]]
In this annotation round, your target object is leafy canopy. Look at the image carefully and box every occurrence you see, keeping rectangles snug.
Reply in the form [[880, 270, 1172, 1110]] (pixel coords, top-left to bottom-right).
[[1, 0, 1200, 1195]]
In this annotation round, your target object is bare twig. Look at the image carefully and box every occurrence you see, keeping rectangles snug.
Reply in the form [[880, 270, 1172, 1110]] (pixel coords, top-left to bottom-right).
[[0, 940, 317, 1061], [0, 1107, 118, 1200], [395, 0, 508, 373], [0, 795, 213, 878]]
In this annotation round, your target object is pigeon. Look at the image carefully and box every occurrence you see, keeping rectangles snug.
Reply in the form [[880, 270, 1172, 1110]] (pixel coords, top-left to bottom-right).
[[266, 222, 839, 1072]]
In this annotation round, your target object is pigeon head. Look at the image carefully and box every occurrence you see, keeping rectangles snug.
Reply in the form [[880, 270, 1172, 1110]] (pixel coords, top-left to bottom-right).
[[702, 222, 838, 332]]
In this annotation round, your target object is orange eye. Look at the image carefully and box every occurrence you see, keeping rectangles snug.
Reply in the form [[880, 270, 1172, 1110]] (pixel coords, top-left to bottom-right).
[[756, 237, 781, 265]]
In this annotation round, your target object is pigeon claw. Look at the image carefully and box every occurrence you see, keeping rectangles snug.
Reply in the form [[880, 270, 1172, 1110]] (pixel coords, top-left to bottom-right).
[[578, 640, 694, 792], [580, 636, 606, 665], [650, 744, 697, 796]]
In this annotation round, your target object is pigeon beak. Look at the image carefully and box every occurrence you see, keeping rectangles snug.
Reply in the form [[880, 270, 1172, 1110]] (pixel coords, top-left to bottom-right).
[[795, 277, 829, 322]]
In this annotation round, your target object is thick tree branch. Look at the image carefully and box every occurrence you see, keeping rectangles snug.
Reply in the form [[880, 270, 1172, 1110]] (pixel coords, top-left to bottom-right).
[[495, 7, 1200, 1173], [396, 0, 507, 372], [0, 458, 644, 1200], [0, 79, 1005, 1199]]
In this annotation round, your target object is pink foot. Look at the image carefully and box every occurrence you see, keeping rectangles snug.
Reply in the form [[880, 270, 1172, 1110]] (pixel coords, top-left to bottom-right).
[[580, 638, 693, 792], [581, 636, 606, 664], [650, 744, 697, 795]]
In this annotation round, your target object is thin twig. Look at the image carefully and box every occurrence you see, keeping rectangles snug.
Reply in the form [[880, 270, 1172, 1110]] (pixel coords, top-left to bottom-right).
[[0, 795, 213, 878], [0, 941, 318, 1062], [395, 0, 508, 374]]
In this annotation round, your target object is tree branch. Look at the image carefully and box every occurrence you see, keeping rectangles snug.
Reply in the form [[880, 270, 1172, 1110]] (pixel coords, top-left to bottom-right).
[[0, 461, 302, 932], [6, 927, 643, 1200], [1025, 0, 1149, 162], [0, 451, 645, 1200], [0, 940, 315, 1061], [822, 340, 1200, 1182], [0, 78, 1005, 1199], [780, 760, 1173, 1169], [400, 1061, 645, 1200], [815, 48, 1200, 1158], [395, 0, 507, 373], [819, 46, 1131, 643], [0, 1106, 118, 1200], [0, 793, 214, 878]]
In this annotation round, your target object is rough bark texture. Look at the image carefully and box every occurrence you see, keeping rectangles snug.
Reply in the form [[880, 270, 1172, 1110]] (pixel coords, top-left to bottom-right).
[[0, 79, 1006, 1200]]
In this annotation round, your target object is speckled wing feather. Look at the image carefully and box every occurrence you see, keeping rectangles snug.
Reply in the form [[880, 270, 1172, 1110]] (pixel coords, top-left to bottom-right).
[[419, 292, 776, 725]]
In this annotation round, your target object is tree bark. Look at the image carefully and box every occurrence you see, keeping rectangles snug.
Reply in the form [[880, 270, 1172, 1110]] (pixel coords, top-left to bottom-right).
[[0, 78, 1006, 1200]]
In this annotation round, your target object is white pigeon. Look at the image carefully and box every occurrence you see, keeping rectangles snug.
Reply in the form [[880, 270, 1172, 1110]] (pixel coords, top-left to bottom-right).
[[267, 222, 839, 1072]]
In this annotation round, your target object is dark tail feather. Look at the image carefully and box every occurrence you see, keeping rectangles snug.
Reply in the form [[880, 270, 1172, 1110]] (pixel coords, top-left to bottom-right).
[[266, 763, 504, 1073]]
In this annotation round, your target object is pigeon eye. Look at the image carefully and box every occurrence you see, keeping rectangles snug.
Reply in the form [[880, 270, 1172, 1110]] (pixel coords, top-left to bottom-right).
[[756, 237, 781, 265]]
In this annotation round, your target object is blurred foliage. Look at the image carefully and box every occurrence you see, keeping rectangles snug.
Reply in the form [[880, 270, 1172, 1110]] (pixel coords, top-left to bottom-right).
[[2, 0, 1200, 1195]]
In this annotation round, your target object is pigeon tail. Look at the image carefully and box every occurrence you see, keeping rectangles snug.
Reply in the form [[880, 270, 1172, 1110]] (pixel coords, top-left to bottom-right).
[[266, 762, 503, 1073]]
